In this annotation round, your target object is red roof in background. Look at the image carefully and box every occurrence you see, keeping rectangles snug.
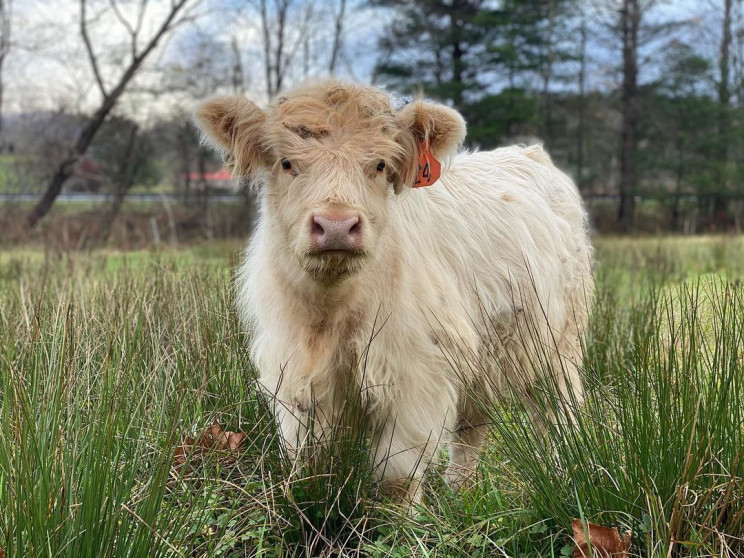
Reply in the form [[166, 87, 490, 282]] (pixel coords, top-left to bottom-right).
[[187, 169, 233, 181], [76, 156, 104, 176]]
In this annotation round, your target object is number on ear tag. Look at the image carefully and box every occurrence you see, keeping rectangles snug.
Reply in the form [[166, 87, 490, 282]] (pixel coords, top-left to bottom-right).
[[413, 140, 441, 188]]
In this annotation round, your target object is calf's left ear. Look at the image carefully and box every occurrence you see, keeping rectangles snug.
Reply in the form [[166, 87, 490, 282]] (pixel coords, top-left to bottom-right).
[[392, 101, 467, 193], [194, 96, 272, 179]]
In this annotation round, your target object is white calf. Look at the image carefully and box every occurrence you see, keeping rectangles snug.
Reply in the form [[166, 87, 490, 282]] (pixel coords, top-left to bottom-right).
[[196, 80, 594, 502]]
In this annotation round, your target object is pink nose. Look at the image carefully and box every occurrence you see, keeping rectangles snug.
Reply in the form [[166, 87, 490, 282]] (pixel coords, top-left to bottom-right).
[[311, 213, 362, 251]]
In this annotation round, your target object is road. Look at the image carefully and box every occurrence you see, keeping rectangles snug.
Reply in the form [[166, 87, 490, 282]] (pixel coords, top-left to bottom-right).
[[0, 193, 245, 203]]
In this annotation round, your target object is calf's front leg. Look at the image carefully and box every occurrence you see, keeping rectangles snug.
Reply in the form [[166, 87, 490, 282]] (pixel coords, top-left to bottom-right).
[[370, 396, 458, 505]]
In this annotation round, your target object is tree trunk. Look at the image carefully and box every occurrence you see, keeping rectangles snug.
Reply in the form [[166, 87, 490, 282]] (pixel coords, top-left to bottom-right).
[[274, 0, 289, 95], [0, 0, 11, 138], [0, 49, 5, 137], [618, 0, 639, 231], [448, 5, 465, 109], [260, 0, 274, 98], [576, 13, 587, 190], [714, 0, 733, 223], [27, 97, 116, 228], [328, 0, 346, 73], [231, 36, 244, 94], [671, 132, 685, 232], [541, 0, 556, 145], [96, 123, 138, 246]]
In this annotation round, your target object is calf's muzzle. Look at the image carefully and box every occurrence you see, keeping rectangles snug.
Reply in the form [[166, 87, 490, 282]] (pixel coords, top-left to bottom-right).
[[310, 213, 363, 252]]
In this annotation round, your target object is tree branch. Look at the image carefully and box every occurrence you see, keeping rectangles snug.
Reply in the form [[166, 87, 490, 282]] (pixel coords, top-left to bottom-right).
[[278, 0, 314, 90], [0, 0, 11, 57], [108, 0, 135, 39], [80, 0, 108, 99], [133, 0, 147, 53], [328, 0, 346, 73], [108, 0, 137, 60]]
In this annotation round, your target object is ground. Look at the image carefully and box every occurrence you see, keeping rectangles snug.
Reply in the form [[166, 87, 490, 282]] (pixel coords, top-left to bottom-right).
[[0, 236, 743, 557]]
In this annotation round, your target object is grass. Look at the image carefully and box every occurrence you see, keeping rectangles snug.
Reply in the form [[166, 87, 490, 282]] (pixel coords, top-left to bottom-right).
[[0, 235, 743, 557]]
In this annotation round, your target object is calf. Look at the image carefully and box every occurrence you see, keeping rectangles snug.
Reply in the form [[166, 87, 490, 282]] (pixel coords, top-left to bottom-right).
[[196, 81, 594, 503]]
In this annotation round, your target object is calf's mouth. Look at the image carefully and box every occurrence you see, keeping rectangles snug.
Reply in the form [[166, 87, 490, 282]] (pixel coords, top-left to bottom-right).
[[300, 249, 368, 283]]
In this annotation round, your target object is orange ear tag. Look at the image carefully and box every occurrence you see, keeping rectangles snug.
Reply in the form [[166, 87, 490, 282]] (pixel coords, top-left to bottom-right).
[[413, 140, 441, 188]]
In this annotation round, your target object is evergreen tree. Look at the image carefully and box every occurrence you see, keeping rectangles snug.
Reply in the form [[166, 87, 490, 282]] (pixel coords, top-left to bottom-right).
[[374, 0, 573, 148]]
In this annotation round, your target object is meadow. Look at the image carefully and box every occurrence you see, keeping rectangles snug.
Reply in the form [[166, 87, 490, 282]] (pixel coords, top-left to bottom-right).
[[0, 236, 743, 557]]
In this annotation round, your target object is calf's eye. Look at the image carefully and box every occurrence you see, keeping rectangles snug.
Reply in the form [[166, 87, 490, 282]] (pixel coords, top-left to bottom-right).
[[281, 159, 292, 171], [376, 161, 386, 173]]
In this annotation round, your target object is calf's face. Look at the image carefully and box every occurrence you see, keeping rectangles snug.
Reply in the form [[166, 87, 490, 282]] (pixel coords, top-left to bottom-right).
[[195, 83, 465, 284]]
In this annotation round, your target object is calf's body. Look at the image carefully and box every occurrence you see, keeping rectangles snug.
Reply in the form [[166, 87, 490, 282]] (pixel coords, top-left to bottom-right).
[[196, 81, 594, 502]]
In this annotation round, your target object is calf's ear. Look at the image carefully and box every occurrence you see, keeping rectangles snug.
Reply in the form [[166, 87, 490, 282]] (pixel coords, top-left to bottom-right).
[[194, 96, 272, 178], [392, 101, 466, 193]]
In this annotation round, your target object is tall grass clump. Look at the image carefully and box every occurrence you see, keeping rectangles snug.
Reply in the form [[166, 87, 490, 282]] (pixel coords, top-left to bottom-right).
[[272, 390, 380, 555], [484, 250, 744, 556], [0, 250, 273, 556], [0, 249, 388, 556]]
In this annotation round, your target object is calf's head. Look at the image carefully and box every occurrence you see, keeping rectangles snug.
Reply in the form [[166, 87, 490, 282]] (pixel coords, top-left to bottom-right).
[[195, 81, 465, 283]]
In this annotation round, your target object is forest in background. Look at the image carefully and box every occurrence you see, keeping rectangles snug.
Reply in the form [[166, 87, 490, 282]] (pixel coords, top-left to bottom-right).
[[0, 0, 742, 242]]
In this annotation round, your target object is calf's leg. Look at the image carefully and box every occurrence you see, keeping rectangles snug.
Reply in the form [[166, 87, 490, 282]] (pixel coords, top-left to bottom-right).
[[370, 397, 457, 505], [445, 415, 488, 490]]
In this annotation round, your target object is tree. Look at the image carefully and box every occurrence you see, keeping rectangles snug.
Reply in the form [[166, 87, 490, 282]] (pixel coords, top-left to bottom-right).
[[534, 0, 577, 145], [617, 0, 642, 231], [374, 0, 494, 108], [160, 29, 244, 236], [710, 0, 734, 220], [328, 0, 346, 73], [26, 0, 199, 229], [0, 0, 10, 136], [643, 43, 715, 230], [94, 119, 144, 245], [575, 11, 588, 188], [254, 0, 317, 98], [374, 0, 573, 148]]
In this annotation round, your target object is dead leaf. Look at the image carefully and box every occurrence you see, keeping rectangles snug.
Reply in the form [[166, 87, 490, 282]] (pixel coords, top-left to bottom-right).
[[172, 421, 246, 473], [572, 518, 632, 558]]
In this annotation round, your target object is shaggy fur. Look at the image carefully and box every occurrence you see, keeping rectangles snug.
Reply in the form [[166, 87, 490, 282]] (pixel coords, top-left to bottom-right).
[[195, 80, 594, 503]]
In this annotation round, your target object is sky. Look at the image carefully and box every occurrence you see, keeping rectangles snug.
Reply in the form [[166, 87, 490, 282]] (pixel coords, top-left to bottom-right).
[[6, 0, 388, 121], [4, 0, 734, 124]]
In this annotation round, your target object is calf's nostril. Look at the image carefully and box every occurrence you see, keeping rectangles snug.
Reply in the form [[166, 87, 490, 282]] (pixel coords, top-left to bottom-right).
[[349, 220, 361, 236], [312, 219, 325, 236]]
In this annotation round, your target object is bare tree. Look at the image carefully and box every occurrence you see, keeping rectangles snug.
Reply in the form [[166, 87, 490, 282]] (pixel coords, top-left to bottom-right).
[[259, 0, 289, 98], [540, 0, 556, 143], [96, 122, 139, 245], [617, 0, 642, 231], [712, 0, 734, 218], [255, 0, 316, 98], [328, 0, 346, 74], [27, 0, 198, 229], [575, 11, 587, 190], [0, 0, 10, 136], [230, 35, 245, 94], [734, 0, 744, 107]]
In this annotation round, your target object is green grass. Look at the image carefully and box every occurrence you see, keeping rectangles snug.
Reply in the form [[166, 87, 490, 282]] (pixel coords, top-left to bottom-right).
[[0, 236, 742, 557]]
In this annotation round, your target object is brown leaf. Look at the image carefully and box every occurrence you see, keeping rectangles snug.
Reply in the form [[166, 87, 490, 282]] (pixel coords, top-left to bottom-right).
[[572, 518, 632, 558], [172, 435, 196, 471], [172, 421, 246, 473]]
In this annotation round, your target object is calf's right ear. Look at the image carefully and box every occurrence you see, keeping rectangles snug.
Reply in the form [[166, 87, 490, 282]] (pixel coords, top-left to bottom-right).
[[194, 96, 272, 177]]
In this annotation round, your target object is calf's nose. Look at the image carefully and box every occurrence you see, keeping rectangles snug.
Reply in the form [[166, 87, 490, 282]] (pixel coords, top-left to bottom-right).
[[311, 213, 362, 251]]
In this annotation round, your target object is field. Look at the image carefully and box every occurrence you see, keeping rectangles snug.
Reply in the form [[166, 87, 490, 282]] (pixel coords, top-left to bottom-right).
[[1, 236, 743, 557]]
